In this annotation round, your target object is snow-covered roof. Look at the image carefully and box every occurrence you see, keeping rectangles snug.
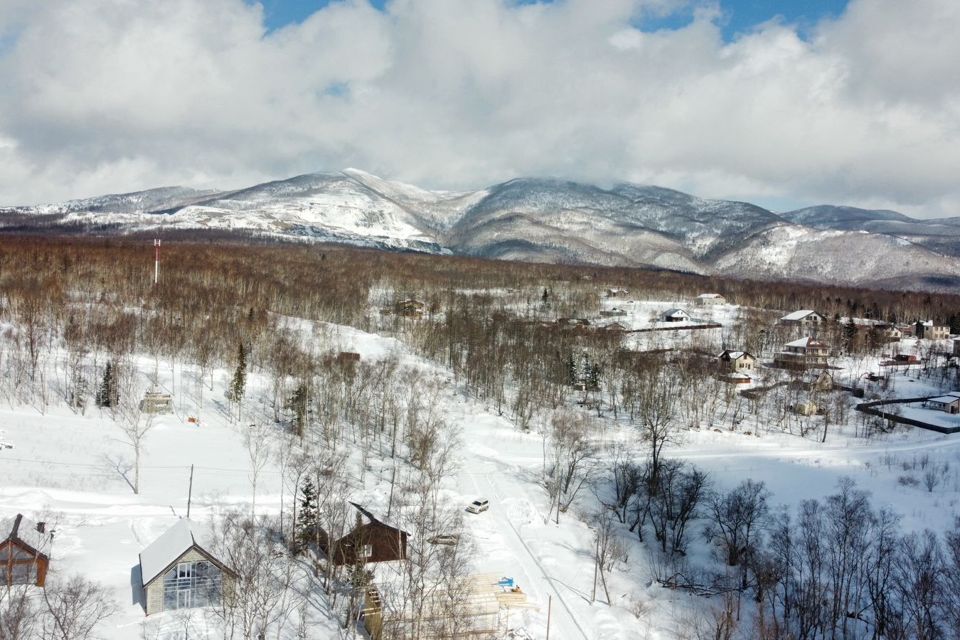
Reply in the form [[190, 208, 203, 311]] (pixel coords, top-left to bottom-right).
[[784, 337, 824, 349], [696, 293, 723, 299], [662, 308, 688, 316], [927, 396, 960, 405], [781, 310, 819, 321], [139, 519, 219, 586], [719, 350, 751, 360], [1, 514, 52, 554]]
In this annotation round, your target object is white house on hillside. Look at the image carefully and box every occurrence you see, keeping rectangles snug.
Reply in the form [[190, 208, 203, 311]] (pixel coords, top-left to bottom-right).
[[779, 310, 824, 328], [139, 519, 237, 616]]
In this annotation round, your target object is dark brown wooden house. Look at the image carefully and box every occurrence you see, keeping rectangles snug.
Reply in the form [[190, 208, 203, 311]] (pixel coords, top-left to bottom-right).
[[1, 514, 52, 587], [328, 503, 408, 566]]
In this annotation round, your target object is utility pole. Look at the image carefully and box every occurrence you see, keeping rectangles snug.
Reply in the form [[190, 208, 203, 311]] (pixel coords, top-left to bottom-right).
[[153, 238, 161, 285], [546, 595, 552, 640], [592, 535, 599, 603], [186, 464, 194, 518]]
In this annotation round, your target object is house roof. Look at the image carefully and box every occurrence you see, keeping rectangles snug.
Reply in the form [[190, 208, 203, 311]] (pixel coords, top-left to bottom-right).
[[696, 293, 723, 299], [0, 513, 51, 556], [139, 519, 233, 586], [785, 337, 826, 349], [718, 350, 753, 360], [662, 308, 688, 317], [927, 396, 960, 405], [781, 310, 819, 321], [349, 503, 407, 535]]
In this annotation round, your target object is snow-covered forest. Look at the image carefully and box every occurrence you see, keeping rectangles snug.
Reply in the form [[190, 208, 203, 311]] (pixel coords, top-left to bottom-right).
[[2, 237, 960, 640]]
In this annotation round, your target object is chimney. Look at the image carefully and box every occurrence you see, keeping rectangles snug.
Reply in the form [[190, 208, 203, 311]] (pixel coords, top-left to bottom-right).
[[36, 522, 46, 534]]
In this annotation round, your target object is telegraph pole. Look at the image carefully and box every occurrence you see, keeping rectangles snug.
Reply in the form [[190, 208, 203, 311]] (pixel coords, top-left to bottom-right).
[[153, 238, 161, 285], [186, 464, 194, 518]]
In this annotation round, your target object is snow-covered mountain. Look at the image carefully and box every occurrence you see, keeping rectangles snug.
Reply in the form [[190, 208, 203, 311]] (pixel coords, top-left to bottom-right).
[[3, 170, 960, 289]]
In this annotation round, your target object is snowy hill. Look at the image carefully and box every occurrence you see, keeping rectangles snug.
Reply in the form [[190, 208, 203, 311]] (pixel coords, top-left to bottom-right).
[[3, 171, 960, 288]]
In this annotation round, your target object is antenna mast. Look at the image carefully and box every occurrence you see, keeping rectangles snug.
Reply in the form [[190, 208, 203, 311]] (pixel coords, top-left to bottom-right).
[[153, 239, 161, 285]]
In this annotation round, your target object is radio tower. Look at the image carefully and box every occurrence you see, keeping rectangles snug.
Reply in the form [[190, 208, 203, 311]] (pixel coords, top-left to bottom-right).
[[153, 239, 161, 285]]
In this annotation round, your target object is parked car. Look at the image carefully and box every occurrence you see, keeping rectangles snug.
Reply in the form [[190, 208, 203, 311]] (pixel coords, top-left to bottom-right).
[[466, 499, 489, 514], [426, 533, 461, 546]]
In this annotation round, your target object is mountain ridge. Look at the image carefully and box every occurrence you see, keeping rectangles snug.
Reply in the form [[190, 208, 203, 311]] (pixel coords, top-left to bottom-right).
[[2, 170, 959, 290]]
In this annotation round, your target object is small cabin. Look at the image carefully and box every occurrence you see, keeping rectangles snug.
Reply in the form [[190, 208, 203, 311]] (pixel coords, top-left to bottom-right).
[[1, 514, 52, 587], [139, 519, 237, 616], [141, 391, 173, 414], [393, 299, 425, 318], [925, 395, 960, 414], [661, 308, 690, 323], [326, 503, 408, 566], [717, 350, 755, 373], [695, 293, 725, 306]]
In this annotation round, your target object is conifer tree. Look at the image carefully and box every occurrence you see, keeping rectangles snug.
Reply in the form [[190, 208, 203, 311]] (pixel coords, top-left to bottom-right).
[[230, 341, 247, 420], [95, 361, 118, 408], [297, 478, 318, 551]]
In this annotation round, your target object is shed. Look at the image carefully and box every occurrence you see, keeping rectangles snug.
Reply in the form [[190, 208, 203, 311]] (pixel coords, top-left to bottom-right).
[[1, 514, 52, 587], [139, 519, 237, 616]]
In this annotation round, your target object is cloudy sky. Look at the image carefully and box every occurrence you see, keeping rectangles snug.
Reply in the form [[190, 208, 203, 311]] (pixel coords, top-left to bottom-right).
[[0, 0, 958, 217]]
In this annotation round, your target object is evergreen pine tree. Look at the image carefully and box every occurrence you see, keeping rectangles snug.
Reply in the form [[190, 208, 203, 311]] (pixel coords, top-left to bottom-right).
[[566, 353, 577, 385], [297, 478, 318, 551], [95, 361, 117, 408], [230, 341, 247, 403], [588, 362, 602, 390]]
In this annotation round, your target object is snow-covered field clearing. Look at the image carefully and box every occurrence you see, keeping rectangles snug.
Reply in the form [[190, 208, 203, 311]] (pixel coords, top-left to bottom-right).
[[2, 287, 960, 639]]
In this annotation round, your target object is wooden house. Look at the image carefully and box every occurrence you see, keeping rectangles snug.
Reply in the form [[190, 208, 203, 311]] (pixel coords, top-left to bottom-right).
[[140, 391, 173, 414], [774, 337, 829, 369], [779, 310, 824, 328], [1, 514, 52, 587], [393, 299, 425, 318], [139, 519, 237, 616], [661, 308, 690, 323], [717, 350, 755, 373], [695, 293, 725, 306], [326, 503, 408, 566]]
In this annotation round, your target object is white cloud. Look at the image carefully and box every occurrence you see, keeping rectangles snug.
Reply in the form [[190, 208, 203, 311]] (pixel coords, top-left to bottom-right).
[[0, 0, 957, 218]]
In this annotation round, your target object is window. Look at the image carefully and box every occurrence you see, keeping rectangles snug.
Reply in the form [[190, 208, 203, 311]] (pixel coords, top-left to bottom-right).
[[163, 559, 222, 611], [361, 544, 373, 559]]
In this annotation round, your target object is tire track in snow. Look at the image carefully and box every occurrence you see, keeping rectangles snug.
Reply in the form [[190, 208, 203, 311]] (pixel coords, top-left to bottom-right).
[[474, 465, 591, 640]]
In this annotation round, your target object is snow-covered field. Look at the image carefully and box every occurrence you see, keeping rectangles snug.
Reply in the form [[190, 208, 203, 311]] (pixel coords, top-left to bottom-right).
[[2, 293, 960, 639]]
